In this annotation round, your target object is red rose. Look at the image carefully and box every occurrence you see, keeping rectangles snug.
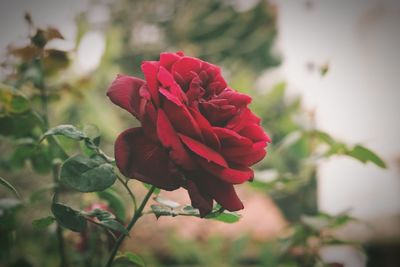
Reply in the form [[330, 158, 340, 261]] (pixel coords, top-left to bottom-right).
[[107, 52, 270, 216]]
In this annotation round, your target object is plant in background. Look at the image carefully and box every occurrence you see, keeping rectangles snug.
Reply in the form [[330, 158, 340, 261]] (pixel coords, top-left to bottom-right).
[[103, 0, 280, 76], [0, 14, 73, 266]]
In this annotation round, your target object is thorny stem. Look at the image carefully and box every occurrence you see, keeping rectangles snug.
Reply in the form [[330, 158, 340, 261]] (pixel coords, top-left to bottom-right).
[[105, 186, 156, 267]]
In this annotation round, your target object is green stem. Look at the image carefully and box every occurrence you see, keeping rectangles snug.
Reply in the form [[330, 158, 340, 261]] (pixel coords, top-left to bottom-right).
[[95, 147, 115, 163], [37, 57, 67, 267], [116, 175, 137, 211], [52, 162, 68, 267], [105, 186, 156, 267], [37, 59, 49, 128]]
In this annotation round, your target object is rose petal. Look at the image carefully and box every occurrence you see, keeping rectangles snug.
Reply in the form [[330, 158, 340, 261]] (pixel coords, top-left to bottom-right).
[[222, 142, 267, 166], [179, 134, 227, 168], [226, 108, 261, 131], [221, 141, 266, 157], [172, 71, 186, 90], [159, 87, 182, 106], [195, 172, 244, 211], [197, 158, 253, 184], [157, 109, 196, 170], [239, 123, 270, 142], [107, 74, 145, 117], [114, 127, 181, 190], [160, 52, 182, 70], [199, 70, 210, 85], [141, 61, 160, 105], [157, 66, 175, 87], [161, 92, 203, 140], [158, 66, 188, 103], [213, 127, 253, 147], [205, 66, 227, 94], [208, 81, 225, 95], [141, 102, 158, 142], [200, 102, 237, 126], [216, 88, 252, 107], [171, 57, 202, 84], [186, 179, 213, 217], [189, 107, 220, 150], [186, 76, 205, 102], [227, 147, 266, 166]]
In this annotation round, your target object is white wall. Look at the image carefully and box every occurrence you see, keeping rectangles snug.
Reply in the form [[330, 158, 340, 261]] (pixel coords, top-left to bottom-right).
[[273, 0, 400, 220]]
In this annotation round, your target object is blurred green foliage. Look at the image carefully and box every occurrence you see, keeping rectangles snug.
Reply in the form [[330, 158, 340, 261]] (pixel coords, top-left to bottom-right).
[[104, 0, 280, 75]]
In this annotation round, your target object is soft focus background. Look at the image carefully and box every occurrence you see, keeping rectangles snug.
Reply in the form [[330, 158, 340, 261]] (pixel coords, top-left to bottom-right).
[[0, 0, 399, 266]]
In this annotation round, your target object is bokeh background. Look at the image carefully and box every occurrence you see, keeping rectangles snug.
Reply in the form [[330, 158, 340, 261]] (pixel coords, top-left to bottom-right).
[[1, 0, 399, 266]]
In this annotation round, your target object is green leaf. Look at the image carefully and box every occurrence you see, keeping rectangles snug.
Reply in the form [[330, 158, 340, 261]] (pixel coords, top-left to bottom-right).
[[8, 138, 36, 170], [209, 212, 241, 223], [332, 213, 357, 227], [312, 130, 336, 146], [319, 63, 329, 77], [312, 131, 386, 168], [114, 252, 145, 267], [0, 84, 30, 114], [45, 27, 64, 41], [60, 154, 116, 192], [0, 112, 43, 138], [43, 49, 70, 74], [31, 27, 64, 48], [40, 124, 101, 150], [30, 144, 53, 173], [84, 209, 128, 235], [32, 216, 55, 229], [0, 176, 21, 198], [40, 124, 86, 143], [51, 202, 87, 232], [97, 188, 126, 221], [40, 124, 112, 162], [301, 215, 329, 231], [9, 44, 40, 61], [31, 29, 47, 47], [301, 212, 356, 231], [347, 145, 386, 169], [180, 205, 201, 216], [99, 219, 128, 235], [312, 130, 347, 156], [150, 205, 177, 218], [150, 203, 241, 223]]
